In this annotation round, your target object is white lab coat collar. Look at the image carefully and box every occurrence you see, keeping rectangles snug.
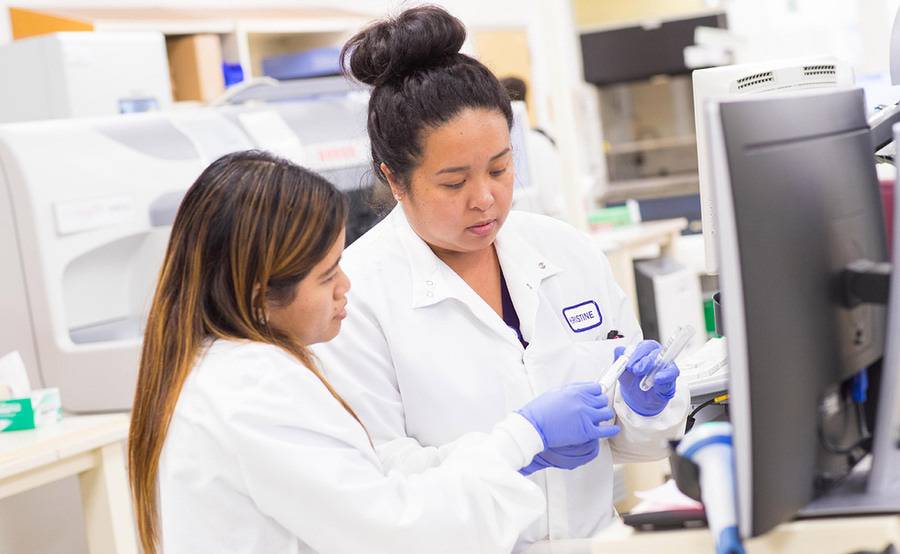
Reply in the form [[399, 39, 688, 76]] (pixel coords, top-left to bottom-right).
[[493, 217, 563, 289], [390, 206, 449, 309], [390, 206, 562, 316], [494, 218, 562, 342]]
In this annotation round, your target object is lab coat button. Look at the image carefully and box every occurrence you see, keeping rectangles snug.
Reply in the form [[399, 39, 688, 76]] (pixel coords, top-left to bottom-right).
[[526, 283, 533, 290], [538, 262, 546, 269], [426, 291, 434, 298], [426, 280, 434, 287]]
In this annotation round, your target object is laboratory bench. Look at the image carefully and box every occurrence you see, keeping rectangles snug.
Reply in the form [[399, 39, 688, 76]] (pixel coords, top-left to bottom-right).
[[592, 217, 689, 317], [525, 514, 900, 554], [0, 413, 137, 554]]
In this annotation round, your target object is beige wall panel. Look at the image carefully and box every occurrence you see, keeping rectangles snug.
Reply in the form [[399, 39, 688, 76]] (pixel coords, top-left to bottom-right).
[[473, 28, 536, 125], [573, 0, 707, 28]]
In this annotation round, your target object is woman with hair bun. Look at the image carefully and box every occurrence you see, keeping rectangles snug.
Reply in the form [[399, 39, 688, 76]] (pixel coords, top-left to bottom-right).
[[316, 5, 690, 551]]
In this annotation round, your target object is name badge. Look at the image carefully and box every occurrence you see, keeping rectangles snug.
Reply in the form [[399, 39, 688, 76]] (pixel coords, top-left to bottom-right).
[[563, 300, 603, 333]]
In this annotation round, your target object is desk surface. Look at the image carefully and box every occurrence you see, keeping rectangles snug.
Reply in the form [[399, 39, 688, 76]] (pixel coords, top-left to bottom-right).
[[592, 218, 688, 252], [0, 414, 129, 479], [524, 516, 900, 554]]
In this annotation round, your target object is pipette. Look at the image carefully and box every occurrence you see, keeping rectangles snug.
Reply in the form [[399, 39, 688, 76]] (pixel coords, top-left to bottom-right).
[[639, 325, 695, 392], [598, 343, 638, 393]]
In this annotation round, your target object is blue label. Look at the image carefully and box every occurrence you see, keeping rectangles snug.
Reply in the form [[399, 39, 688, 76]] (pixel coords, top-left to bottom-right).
[[562, 300, 603, 333]]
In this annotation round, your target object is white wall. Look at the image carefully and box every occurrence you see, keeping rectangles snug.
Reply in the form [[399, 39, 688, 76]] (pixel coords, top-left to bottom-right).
[[719, 0, 896, 76], [0, 0, 537, 44]]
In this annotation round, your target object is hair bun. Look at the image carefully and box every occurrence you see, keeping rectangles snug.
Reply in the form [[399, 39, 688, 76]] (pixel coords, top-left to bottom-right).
[[342, 5, 466, 87]]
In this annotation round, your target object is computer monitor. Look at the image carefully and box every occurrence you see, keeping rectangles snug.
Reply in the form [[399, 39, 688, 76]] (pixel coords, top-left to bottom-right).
[[705, 86, 892, 537]]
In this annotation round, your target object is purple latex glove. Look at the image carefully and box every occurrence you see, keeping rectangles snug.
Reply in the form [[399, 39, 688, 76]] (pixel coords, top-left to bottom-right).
[[519, 429, 620, 475], [516, 382, 614, 448], [614, 341, 679, 417]]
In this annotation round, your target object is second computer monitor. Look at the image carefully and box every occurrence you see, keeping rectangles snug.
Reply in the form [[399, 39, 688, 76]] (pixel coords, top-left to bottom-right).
[[706, 86, 888, 537]]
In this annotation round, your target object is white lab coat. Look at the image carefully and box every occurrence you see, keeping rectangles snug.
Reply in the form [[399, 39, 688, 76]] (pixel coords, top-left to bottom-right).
[[314, 207, 690, 551], [158, 339, 547, 554], [524, 128, 565, 219]]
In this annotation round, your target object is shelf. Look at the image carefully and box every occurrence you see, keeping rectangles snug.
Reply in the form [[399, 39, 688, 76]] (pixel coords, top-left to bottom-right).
[[9, 7, 371, 80], [6, 5, 373, 105], [606, 134, 696, 155], [600, 173, 699, 203], [10, 7, 369, 37], [245, 30, 351, 80]]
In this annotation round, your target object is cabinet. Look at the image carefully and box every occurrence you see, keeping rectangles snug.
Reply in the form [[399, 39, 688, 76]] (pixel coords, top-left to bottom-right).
[[595, 74, 700, 203], [578, 10, 726, 204]]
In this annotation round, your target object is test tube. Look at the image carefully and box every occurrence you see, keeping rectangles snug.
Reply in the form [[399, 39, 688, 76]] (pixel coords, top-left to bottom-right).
[[639, 325, 695, 392], [598, 343, 638, 393]]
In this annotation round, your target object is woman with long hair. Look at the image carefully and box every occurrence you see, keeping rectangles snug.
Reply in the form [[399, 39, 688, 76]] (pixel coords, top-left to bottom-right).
[[314, 6, 689, 551], [128, 150, 616, 554]]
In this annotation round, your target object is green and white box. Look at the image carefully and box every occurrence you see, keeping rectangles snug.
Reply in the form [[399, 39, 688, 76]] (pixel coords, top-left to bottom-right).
[[0, 388, 62, 432]]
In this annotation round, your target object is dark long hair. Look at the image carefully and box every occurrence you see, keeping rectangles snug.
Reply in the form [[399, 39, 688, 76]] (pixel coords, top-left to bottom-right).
[[341, 5, 513, 192], [128, 150, 358, 554]]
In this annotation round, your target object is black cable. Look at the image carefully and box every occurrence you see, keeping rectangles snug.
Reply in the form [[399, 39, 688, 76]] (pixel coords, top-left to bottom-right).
[[689, 397, 718, 421], [685, 395, 727, 433]]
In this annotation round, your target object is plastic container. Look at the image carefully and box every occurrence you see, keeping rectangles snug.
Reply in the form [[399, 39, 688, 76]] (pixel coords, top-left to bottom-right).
[[262, 46, 342, 80]]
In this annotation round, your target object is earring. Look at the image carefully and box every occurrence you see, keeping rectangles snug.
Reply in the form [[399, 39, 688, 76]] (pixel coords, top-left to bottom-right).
[[394, 195, 402, 202], [255, 306, 268, 326]]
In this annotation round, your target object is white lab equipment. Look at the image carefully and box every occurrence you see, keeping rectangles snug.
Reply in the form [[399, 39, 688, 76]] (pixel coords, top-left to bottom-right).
[[0, 113, 210, 412], [678, 337, 729, 399], [0, 84, 383, 412], [634, 257, 706, 350], [676, 422, 745, 554], [0, 32, 173, 123], [692, 57, 854, 273]]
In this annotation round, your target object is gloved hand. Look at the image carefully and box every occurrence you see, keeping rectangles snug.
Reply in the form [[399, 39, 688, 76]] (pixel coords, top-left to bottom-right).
[[615, 341, 679, 417], [519, 439, 609, 476], [516, 382, 617, 449]]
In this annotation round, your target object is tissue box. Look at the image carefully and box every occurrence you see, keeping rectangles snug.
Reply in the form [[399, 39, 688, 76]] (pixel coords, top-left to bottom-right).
[[0, 388, 62, 432]]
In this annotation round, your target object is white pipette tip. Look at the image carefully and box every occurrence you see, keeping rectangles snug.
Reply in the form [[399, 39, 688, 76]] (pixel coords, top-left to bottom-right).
[[639, 324, 695, 392]]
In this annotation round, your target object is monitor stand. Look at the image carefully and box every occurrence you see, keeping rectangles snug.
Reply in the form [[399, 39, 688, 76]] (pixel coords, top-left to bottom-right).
[[800, 451, 900, 517], [802, 244, 900, 519]]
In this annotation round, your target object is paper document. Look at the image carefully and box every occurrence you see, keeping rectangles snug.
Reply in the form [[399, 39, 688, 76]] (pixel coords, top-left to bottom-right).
[[0, 351, 32, 400], [630, 479, 703, 514]]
